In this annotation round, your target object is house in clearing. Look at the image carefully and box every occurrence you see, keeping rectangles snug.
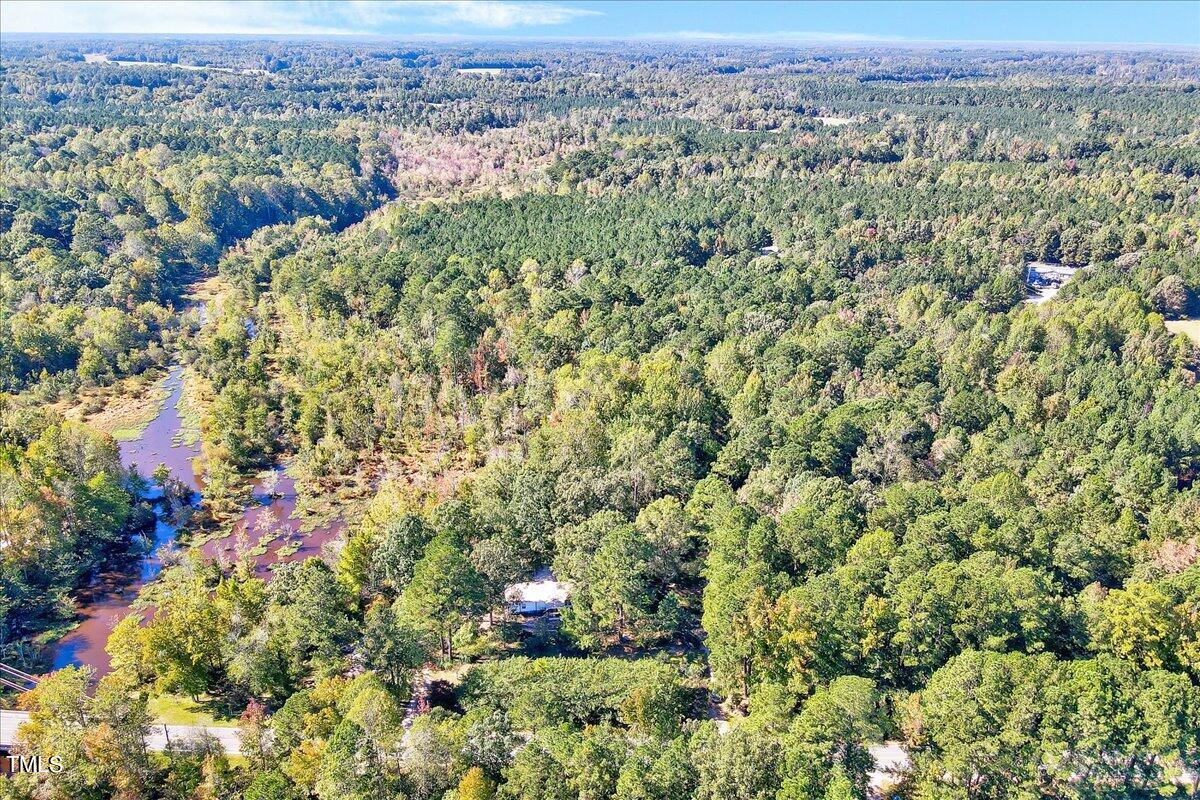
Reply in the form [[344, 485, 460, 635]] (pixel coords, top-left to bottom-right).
[[1025, 261, 1084, 304], [504, 567, 570, 617]]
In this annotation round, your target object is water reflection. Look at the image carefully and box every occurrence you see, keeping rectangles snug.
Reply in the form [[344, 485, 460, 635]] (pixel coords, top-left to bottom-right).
[[200, 469, 344, 578], [46, 364, 342, 675]]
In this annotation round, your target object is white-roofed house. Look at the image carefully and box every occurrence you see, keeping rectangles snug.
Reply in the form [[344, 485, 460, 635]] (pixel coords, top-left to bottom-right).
[[504, 567, 570, 617], [1025, 261, 1084, 304]]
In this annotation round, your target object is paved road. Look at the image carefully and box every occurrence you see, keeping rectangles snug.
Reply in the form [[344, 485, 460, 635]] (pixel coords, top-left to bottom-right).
[[1, 709, 241, 755], [0, 709, 31, 749]]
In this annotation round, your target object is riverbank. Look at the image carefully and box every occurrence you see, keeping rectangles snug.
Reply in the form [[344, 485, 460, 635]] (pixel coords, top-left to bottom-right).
[[50, 371, 172, 442], [40, 278, 367, 676]]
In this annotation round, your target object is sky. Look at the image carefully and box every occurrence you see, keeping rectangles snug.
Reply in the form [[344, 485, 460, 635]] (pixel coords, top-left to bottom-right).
[[0, 1, 1197, 46]]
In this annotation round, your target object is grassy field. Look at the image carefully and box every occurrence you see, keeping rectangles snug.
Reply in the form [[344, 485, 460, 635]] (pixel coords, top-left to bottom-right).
[[53, 372, 170, 441], [173, 366, 208, 447], [1165, 319, 1200, 345], [147, 693, 240, 727]]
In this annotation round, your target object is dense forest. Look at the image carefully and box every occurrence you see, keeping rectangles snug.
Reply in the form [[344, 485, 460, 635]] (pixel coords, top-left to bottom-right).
[[2, 35, 1200, 800]]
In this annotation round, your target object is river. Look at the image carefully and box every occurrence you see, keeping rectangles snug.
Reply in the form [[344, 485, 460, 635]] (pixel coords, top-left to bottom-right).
[[47, 319, 344, 676]]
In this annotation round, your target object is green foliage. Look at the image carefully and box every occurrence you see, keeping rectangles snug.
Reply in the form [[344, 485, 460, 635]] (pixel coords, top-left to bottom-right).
[[398, 533, 486, 661], [778, 677, 886, 799], [6, 35, 1200, 800], [0, 406, 142, 651], [11, 666, 155, 800], [459, 657, 689, 733], [692, 723, 781, 800], [230, 558, 357, 695], [912, 650, 1200, 798], [245, 771, 303, 800]]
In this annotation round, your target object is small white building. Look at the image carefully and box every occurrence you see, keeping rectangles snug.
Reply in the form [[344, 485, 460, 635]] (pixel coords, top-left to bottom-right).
[[504, 567, 570, 616], [1026, 261, 1083, 304], [1027, 261, 1081, 287]]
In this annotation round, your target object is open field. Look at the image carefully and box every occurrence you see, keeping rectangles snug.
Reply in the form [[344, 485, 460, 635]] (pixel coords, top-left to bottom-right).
[[53, 373, 170, 441], [146, 694, 240, 728], [85, 53, 266, 75], [1165, 319, 1200, 345]]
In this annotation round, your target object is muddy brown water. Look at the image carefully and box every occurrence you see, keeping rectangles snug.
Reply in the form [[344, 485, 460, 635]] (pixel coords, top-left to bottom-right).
[[47, 363, 343, 676], [48, 365, 198, 673], [199, 470, 345, 579]]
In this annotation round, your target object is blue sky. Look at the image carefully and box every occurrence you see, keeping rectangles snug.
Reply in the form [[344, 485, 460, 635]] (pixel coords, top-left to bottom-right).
[[1, 1, 1197, 46]]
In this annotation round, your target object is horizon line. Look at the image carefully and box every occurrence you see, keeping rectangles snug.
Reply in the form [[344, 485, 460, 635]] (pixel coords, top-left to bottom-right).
[[2, 31, 1198, 50]]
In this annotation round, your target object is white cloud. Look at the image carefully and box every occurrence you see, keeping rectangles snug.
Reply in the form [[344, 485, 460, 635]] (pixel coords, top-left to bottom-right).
[[645, 29, 898, 43], [0, 0, 600, 34], [357, 1, 598, 28]]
